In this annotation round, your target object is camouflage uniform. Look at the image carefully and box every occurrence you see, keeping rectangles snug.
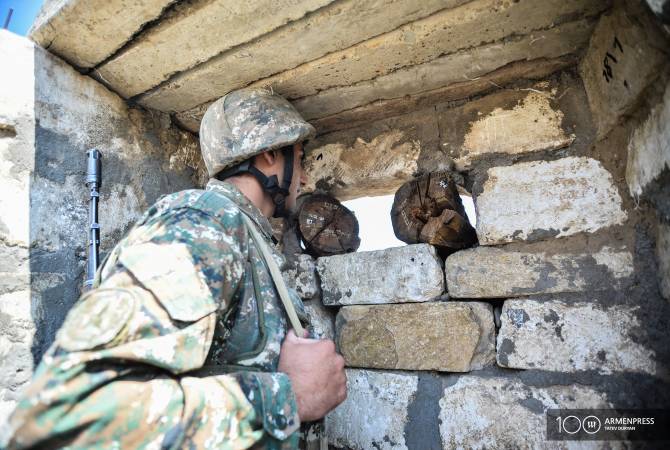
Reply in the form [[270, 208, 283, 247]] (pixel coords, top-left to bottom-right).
[[4, 178, 312, 449]]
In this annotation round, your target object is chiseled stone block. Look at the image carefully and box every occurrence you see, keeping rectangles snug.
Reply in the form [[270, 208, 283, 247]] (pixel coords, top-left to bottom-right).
[[475, 157, 627, 245], [317, 244, 444, 305], [445, 246, 633, 298], [497, 298, 657, 374], [336, 302, 494, 372]]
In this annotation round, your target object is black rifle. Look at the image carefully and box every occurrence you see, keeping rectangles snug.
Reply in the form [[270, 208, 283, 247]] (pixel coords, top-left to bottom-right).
[[84, 149, 102, 289]]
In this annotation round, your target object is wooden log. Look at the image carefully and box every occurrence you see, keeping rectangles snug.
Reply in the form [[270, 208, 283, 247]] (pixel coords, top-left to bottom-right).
[[391, 172, 477, 251], [297, 194, 360, 257]]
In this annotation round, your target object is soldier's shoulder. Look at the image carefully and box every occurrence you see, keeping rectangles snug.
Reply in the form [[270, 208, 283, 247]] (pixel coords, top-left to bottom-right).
[[146, 188, 244, 226]]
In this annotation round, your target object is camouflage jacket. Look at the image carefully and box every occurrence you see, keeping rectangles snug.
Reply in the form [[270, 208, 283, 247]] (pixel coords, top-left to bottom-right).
[[4, 179, 311, 449]]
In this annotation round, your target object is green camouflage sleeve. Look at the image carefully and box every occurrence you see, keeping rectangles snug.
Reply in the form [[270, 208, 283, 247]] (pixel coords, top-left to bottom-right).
[[4, 204, 300, 449]]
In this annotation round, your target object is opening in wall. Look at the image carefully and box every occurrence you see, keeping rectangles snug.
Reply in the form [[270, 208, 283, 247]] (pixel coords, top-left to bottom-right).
[[342, 193, 476, 252]]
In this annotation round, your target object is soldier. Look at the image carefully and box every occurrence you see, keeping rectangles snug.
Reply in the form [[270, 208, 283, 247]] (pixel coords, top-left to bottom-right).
[[3, 88, 347, 449]]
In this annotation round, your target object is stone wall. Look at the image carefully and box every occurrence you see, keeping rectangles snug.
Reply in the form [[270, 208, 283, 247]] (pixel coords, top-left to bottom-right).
[[0, 30, 205, 423], [300, 2, 670, 448]]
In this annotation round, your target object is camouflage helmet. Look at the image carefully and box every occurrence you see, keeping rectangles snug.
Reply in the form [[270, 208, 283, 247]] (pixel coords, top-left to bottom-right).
[[200, 87, 316, 177]]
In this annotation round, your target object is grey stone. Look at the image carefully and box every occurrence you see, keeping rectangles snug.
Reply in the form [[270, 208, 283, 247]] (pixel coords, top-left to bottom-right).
[[497, 298, 659, 375], [303, 299, 335, 341], [579, 1, 669, 138], [336, 302, 495, 372], [439, 376, 618, 449], [282, 254, 320, 300], [317, 244, 444, 305], [475, 157, 627, 245], [445, 246, 634, 298], [326, 369, 418, 450]]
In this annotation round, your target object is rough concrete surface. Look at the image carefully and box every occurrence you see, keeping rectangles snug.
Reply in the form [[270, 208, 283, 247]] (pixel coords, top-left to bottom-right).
[[336, 302, 495, 372], [626, 77, 670, 214], [293, 19, 595, 120], [317, 244, 444, 305], [439, 376, 616, 449], [29, 0, 176, 68], [326, 369, 418, 450], [303, 299, 335, 340], [497, 298, 659, 375], [438, 82, 575, 171], [658, 222, 670, 301], [250, 0, 607, 100], [445, 245, 634, 298], [96, 0, 334, 98], [579, 0, 670, 138], [0, 31, 200, 422], [304, 109, 437, 200], [475, 157, 627, 245], [139, 0, 468, 112]]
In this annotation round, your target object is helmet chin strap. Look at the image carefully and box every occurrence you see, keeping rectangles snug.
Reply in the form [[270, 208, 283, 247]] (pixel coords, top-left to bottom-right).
[[216, 146, 294, 218]]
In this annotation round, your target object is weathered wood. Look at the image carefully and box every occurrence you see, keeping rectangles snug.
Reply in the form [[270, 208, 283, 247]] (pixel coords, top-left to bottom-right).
[[391, 172, 476, 251], [298, 194, 360, 257]]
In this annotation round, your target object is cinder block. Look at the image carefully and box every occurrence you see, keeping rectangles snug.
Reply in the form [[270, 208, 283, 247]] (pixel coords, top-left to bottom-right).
[[336, 302, 495, 372], [497, 298, 657, 374], [475, 157, 627, 245], [445, 246, 633, 298], [317, 244, 444, 305]]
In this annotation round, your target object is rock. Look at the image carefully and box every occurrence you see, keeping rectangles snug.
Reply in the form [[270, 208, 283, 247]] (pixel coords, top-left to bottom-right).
[[658, 222, 670, 301], [303, 299, 335, 340], [445, 246, 634, 298], [282, 254, 320, 300], [439, 376, 615, 449], [326, 369, 418, 450], [626, 77, 670, 221], [579, 1, 669, 138], [475, 157, 627, 245], [438, 82, 575, 171], [317, 244, 444, 305], [497, 298, 657, 375], [336, 302, 495, 372]]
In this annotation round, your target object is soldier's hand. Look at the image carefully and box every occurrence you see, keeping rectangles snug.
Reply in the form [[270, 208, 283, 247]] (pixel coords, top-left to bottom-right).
[[278, 330, 347, 422]]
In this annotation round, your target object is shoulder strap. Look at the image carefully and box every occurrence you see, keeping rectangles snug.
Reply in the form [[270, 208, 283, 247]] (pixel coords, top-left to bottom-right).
[[240, 213, 305, 337]]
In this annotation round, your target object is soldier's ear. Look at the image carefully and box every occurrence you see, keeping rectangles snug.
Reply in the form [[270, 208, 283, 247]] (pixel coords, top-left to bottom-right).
[[258, 150, 278, 167]]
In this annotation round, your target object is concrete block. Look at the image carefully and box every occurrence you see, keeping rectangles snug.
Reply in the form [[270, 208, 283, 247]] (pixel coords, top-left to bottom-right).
[[139, 0, 467, 112], [336, 302, 495, 372], [317, 244, 444, 305], [658, 222, 670, 301], [29, 0, 175, 68], [626, 77, 670, 220], [304, 109, 437, 200], [579, 1, 669, 138], [438, 82, 575, 171], [303, 299, 335, 341], [96, 0, 333, 98], [497, 298, 657, 374], [282, 254, 320, 300], [250, 0, 607, 101], [445, 246, 634, 298], [326, 369, 418, 450], [293, 19, 594, 120], [439, 376, 614, 449], [475, 157, 627, 245]]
